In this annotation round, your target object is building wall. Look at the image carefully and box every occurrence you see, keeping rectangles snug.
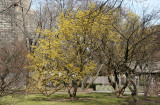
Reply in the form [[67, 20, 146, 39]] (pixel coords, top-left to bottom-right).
[[0, 0, 35, 44]]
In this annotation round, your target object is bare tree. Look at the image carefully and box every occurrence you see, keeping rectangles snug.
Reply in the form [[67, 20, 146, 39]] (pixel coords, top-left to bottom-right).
[[0, 41, 28, 98], [99, 5, 160, 102]]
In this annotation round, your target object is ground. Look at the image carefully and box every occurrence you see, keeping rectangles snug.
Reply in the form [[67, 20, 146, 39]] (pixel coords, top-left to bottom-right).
[[0, 93, 160, 105]]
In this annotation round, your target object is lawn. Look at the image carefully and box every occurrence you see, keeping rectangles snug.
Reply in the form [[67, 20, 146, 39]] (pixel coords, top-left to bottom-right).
[[0, 93, 160, 105]]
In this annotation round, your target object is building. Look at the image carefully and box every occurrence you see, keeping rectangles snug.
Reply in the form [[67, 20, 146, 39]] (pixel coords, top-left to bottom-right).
[[0, 0, 36, 89], [0, 0, 35, 45]]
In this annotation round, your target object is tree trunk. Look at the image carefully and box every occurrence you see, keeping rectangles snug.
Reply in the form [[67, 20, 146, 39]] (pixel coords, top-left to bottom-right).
[[68, 86, 78, 98], [128, 79, 138, 103], [144, 85, 150, 98], [81, 77, 88, 91], [108, 71, 128, 97], [108, 74, 122, 97], [143, 74, 152, 98]]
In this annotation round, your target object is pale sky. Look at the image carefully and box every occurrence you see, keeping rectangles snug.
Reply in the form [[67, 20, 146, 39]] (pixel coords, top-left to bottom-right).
[[123, 0, 160, 16], [31, 0, 160, 14], [142, 0, 160, 7]]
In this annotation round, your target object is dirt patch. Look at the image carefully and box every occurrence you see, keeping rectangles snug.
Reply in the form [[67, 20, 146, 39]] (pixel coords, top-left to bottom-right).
[[32, 97, 93, 102], [106, 95, 130, 98], [120, 95, 130, 98], [52, 97, 93, 101], [126, 98, 160, 104]]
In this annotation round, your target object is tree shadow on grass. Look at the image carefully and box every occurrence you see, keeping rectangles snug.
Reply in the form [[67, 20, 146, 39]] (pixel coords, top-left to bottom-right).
[[29, 93, 94, 102], [30, 97, 93, 102], [85, 93, 113, 98], [122, 96, 160, 105], [29, 93, 151, 105]]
